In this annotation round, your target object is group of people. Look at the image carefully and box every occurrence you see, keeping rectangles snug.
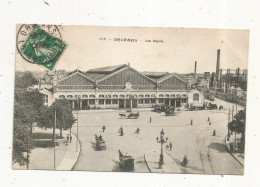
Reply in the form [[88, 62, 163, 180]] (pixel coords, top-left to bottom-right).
[[101, 125, 140, 136], [66, 134, 72, 142], [95, 134, 103, 140]]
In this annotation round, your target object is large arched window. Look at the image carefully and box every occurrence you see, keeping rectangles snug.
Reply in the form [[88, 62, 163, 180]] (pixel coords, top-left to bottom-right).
[[99, 94, 105, 98], [145, 94, 150, 98], [159, 94, 164, 97], [165, 94, 170, 97], [74, 95, 81, 98], [193, 93, 199, 101], [59, 95, 65, 99], [89, 95, 95, 98]]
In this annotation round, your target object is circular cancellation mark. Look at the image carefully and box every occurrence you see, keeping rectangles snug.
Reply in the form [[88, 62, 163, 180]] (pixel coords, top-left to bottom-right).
[[16, 24, 67, 66]]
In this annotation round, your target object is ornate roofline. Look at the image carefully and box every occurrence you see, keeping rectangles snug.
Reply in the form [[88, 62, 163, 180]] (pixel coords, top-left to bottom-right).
[[57, 69, 95, 84], [158, 73, 188, 85], [96, 65, 158, 85]]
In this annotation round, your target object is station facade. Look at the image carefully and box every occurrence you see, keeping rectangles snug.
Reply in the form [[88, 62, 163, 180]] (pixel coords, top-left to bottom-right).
[[53, 64, 190, 110]]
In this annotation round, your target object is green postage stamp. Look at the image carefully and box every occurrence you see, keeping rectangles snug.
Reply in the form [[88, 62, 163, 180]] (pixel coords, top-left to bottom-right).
[[16, 24, 67, 71]]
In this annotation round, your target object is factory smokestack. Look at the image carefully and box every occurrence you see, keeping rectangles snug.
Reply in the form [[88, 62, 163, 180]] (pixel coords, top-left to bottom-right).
[[216, 49, 221, 84], [194, 61, 197, 79]]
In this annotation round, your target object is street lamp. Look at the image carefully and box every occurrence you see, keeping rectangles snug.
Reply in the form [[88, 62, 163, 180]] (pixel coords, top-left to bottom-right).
[[75, 95, 81, 152], [156, 129, 168, 167]]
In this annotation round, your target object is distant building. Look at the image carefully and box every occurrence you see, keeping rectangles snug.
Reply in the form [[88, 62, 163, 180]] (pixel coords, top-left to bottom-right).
[[204, 72, 211, 80], [187, 89, 205, 107], [197, 78, 210, 90]]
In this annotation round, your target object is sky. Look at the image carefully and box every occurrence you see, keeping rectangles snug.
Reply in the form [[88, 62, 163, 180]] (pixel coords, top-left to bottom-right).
[[15, 25, 249, 74]]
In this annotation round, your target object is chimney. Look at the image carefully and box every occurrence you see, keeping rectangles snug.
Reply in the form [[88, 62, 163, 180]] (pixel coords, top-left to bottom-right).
[[216, 49, 221, 84], [194, 61, 197, 79]]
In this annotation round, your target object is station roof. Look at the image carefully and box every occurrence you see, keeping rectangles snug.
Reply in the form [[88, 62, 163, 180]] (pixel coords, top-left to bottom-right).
[[85, 64, 128, 81], [87, 64, 127, 73]]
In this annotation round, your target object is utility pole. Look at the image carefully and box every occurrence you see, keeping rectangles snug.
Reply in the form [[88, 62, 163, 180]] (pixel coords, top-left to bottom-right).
[[76, 104, 79, 152], [228, 108, 230, 137], [228, 108, 230, 122], [76, 96, 80, 152], [232, 105, 234, 120], [54, 109, 56, 170], [26, 139, 29, 170]]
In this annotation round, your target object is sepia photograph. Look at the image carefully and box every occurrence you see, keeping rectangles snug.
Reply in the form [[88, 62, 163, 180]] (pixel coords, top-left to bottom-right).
[[13, 24, 248, 175]]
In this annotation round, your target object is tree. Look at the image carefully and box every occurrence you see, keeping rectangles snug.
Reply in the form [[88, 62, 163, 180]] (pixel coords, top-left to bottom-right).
[[13, 102, 35, 166], [15, 72, 38, 89], [51, 99, 76, 138], [15, 90, 44, 133], [228, 109, 246, 146], [13, 88, 45, 166], [36, 105, 54, 130], [15, 90, 44, 111]]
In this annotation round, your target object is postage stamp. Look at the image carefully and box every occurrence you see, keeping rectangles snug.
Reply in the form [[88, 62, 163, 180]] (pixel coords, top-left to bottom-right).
[[16, 24, 67, 71]]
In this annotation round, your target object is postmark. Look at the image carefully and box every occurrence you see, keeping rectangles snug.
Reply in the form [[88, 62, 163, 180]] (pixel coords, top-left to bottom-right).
[[16, 24, 67, 70]]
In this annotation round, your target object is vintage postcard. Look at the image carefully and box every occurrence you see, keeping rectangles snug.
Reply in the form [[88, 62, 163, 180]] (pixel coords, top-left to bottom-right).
[[13, 24, 248, 175]]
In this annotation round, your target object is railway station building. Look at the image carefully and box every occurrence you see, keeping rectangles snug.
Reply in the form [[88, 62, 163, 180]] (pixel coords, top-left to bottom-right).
[[52, 64, 195, 109]]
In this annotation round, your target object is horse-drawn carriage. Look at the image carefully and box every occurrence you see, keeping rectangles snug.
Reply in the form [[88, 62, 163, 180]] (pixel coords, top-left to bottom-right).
[[119, 109, 139, 119], [153, 105, 162, 113], [119, 113, 127, 118], [95, 134, 106, 151], [118, 150, 134, 171], [153, 105, 175, 113], [207, 102, 218, 110], [127, 112, 139, 119], [165, 109, 176, 116]]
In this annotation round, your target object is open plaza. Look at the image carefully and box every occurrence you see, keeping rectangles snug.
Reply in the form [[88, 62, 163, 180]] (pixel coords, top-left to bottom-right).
[[71, 98, 244, 174]]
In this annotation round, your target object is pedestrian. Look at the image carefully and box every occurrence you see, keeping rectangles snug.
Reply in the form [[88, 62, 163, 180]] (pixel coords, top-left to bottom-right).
[[120, 126, 124, 136], [160, 129, 164, 136], [182, 155, 188, 166], [102, 125, 106, 132], [66, 135, 69, 142], [191, 119, 193, 125], [208, 117, 210, 122], [69, 135, 72, 142], [150, 116, 152, 123], [169, 142, 172, 151], [213, 129, 216, 136]]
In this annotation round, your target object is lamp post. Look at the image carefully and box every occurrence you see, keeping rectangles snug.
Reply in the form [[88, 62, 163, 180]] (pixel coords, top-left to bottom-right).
[[75, 95, 81, 152], [156, 129, 168, 166]]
